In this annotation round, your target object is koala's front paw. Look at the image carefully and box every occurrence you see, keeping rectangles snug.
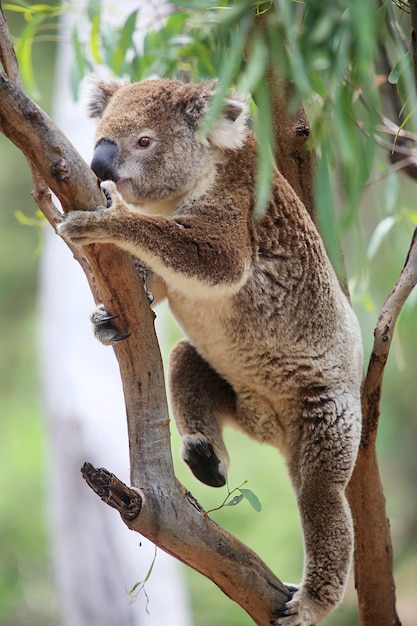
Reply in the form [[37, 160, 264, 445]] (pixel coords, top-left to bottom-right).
[[58, 205, 109, 245], [57, 182, 127, 245], [181, 434, 227, 488], [91, 304, 130, 345]]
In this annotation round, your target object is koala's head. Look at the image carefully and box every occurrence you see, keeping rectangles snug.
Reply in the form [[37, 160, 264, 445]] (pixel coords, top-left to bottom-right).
[[87, 78, 248, 208]]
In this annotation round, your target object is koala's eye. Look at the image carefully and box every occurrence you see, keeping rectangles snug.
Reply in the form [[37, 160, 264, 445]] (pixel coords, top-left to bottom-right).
[[136, 136, 152, 148]]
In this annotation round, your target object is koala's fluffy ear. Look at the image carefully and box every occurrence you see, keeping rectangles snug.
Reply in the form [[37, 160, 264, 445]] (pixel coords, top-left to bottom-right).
[[87, 77, 125, 119], [207, 96, 249, 150], [185, 86, 248, 151]]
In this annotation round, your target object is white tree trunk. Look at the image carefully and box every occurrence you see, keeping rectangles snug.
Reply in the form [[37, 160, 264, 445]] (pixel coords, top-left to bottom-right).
[[38, 4, 192, 625]]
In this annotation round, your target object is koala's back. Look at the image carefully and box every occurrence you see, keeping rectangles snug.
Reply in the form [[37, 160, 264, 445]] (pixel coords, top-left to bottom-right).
[[166, 134, 362, 441]]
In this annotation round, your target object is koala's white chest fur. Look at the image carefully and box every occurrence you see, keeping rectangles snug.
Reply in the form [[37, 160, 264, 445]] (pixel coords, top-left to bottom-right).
[[167, 286, 243, 380], [167, 284, 290, 446]]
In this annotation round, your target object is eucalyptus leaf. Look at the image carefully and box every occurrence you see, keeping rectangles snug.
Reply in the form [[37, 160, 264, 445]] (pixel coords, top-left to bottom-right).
[[239, 488, 262, 512], [90, 13, 102, 64], [388, 51, 412, 85], [367, 216, 397, 261], [225, 494, 244, 507]]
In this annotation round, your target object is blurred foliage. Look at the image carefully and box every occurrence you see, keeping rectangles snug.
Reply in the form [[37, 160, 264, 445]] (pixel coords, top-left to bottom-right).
[[0, 4, 58, 625], [1, 0, 417, 625], [2, 2, 64, 97], [6, 0, 417, 268], [67, 0, 417, 265]]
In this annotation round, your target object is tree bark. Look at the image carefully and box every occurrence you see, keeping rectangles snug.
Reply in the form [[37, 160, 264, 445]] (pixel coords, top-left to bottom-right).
[[346, 229, 417, 626]]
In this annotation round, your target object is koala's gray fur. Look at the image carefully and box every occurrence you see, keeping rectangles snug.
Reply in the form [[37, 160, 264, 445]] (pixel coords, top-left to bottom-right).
[[58, 78, 363, 626]]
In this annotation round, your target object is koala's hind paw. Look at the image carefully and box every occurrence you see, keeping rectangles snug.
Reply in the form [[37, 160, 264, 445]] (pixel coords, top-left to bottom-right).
[[271, 587, 321, 626], [181, 435, 227, 488], [91, 304, 130, 345]]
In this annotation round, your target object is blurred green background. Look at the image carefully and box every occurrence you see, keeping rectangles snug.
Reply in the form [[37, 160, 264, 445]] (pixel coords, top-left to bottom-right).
[[1, 2, 417, 626]]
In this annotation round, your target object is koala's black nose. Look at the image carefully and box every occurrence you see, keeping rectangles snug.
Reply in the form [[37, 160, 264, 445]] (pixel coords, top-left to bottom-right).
[[91, 139, 119, 182]]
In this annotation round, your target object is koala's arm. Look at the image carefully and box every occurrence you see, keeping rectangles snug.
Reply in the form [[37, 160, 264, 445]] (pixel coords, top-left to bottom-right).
[[58, 182, 253, 296]]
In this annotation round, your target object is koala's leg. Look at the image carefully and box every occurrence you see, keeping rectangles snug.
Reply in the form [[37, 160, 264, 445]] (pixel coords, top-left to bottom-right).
[[273, 395, 361, 626], [169, 338, 237, 488]]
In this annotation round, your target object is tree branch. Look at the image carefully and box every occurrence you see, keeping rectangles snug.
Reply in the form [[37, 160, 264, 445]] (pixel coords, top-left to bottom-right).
[[410, 0, 417, 90], [0, 9, 289, 625], [81, 463, 142, 521], [363, 226, 417, 431], [0, 6, 22, 86], [345, 226, 417, 625]]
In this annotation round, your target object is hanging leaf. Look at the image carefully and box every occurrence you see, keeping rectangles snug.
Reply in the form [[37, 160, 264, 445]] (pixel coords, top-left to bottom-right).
[[239, 488, 262, 512], [367, 216, 397, 261], [90, 12, 102, 64], [225, 493, 244, 507], [388, 51, 412, 85], [253, 78, 275, 219], [111, 9, 138, 75]]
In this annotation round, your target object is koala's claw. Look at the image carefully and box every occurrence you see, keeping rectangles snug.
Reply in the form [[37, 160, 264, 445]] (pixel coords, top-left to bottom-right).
[[90, 305, 118, 325], [142, 281, 154, 305], [182, 435, 226, 488], [271, 584, 298, 625], [102, 185, 113, 208], [90, 304, 130, 345], [283, 584, 299, 596]]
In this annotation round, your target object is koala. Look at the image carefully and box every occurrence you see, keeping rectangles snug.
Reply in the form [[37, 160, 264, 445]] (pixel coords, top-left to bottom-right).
[[58, 78, 363, 626]]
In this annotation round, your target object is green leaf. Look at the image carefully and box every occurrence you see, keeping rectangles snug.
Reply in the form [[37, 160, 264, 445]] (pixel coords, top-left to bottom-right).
[[199, 10, 253, 136], [111, 9, 139, 75], [393, 105, 417, 145], [87, 0, 101, 22], [90, 13, 102, 64], [239, 488, 262, 512], [2, 4, 31, 14], [15, 209, 44, 227], [402, 208, 417, 225], [367, 216, 397, 260], [237, 33, 268, 94], [315, 144, 344, 278], [14, 11, 46, 96], [71, 26, 89, 99], [388, 51, 412, 85], [253, 79, 274, 219], [225, 494, 244, 507]]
